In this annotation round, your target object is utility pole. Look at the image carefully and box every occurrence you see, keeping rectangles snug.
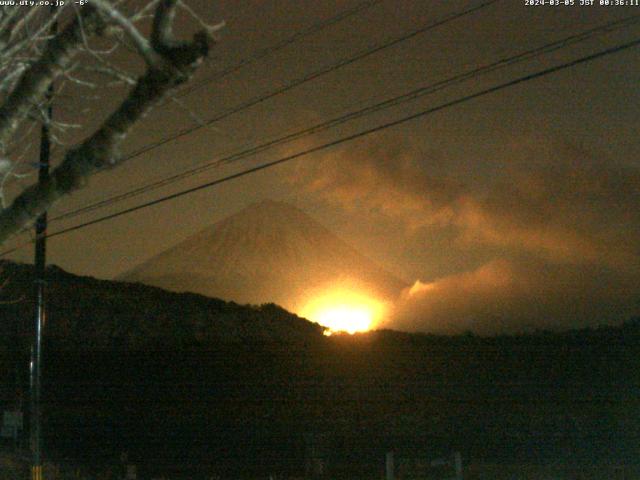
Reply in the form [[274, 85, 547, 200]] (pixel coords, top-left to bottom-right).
[[30, 11, 55, 479], [30, 93, 51, 480]]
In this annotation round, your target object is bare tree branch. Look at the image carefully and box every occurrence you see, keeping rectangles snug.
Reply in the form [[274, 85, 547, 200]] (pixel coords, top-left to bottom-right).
[[83, 64, 137, 86], [91, 0, 163, 67], [0, 0, 213, 243], [0, 7, 104, 152]]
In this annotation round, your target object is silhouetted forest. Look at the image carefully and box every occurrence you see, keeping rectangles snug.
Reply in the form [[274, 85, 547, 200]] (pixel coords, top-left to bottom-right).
[[1, 260, 639, 478]]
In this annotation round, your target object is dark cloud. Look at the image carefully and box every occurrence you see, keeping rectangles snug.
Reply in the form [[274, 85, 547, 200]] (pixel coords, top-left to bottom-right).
[[388, 259, 638, 334], [289, 134, 640, 333], [293, 135, 640, 269]]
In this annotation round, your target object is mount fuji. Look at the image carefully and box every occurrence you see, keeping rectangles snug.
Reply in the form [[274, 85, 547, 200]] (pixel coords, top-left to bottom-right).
[[121, 200, 406, 312]]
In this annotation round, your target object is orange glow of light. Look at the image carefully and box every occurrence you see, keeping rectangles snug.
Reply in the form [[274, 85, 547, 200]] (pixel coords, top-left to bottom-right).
[[300, 289, 385, 335]]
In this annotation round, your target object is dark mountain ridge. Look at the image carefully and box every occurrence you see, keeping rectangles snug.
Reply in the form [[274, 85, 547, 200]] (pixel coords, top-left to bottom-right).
[[0, 259, 324, 350], [1, 261, 639, 478]]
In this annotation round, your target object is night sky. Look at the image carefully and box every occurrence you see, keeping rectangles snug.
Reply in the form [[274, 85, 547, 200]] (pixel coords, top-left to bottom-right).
[[3, 0, 639, 333]]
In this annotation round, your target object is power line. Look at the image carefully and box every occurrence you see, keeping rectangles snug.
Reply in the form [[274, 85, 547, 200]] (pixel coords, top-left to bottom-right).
[[36, 0, 382, 222], [50, 13, 640, 223], [107, 1, 500, 163], [174, 0, 384, 100], [2, 34, 638, 258], [0, 0, 502, 255], [50, 0, 499, 222]]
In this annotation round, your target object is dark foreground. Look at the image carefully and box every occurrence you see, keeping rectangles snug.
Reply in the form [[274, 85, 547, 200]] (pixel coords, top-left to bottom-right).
[[0, 262, 638, 478]]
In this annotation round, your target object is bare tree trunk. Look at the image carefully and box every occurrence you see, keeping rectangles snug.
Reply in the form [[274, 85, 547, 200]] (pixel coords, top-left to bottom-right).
[[0, 0, 219, 245]]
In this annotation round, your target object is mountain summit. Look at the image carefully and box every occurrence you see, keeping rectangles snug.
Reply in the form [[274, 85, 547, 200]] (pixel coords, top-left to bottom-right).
[[121, 200, 406, 311]]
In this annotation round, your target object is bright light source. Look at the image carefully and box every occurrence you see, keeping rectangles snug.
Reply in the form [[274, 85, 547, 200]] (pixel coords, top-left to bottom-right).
[[300, 288, 385, 335]]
